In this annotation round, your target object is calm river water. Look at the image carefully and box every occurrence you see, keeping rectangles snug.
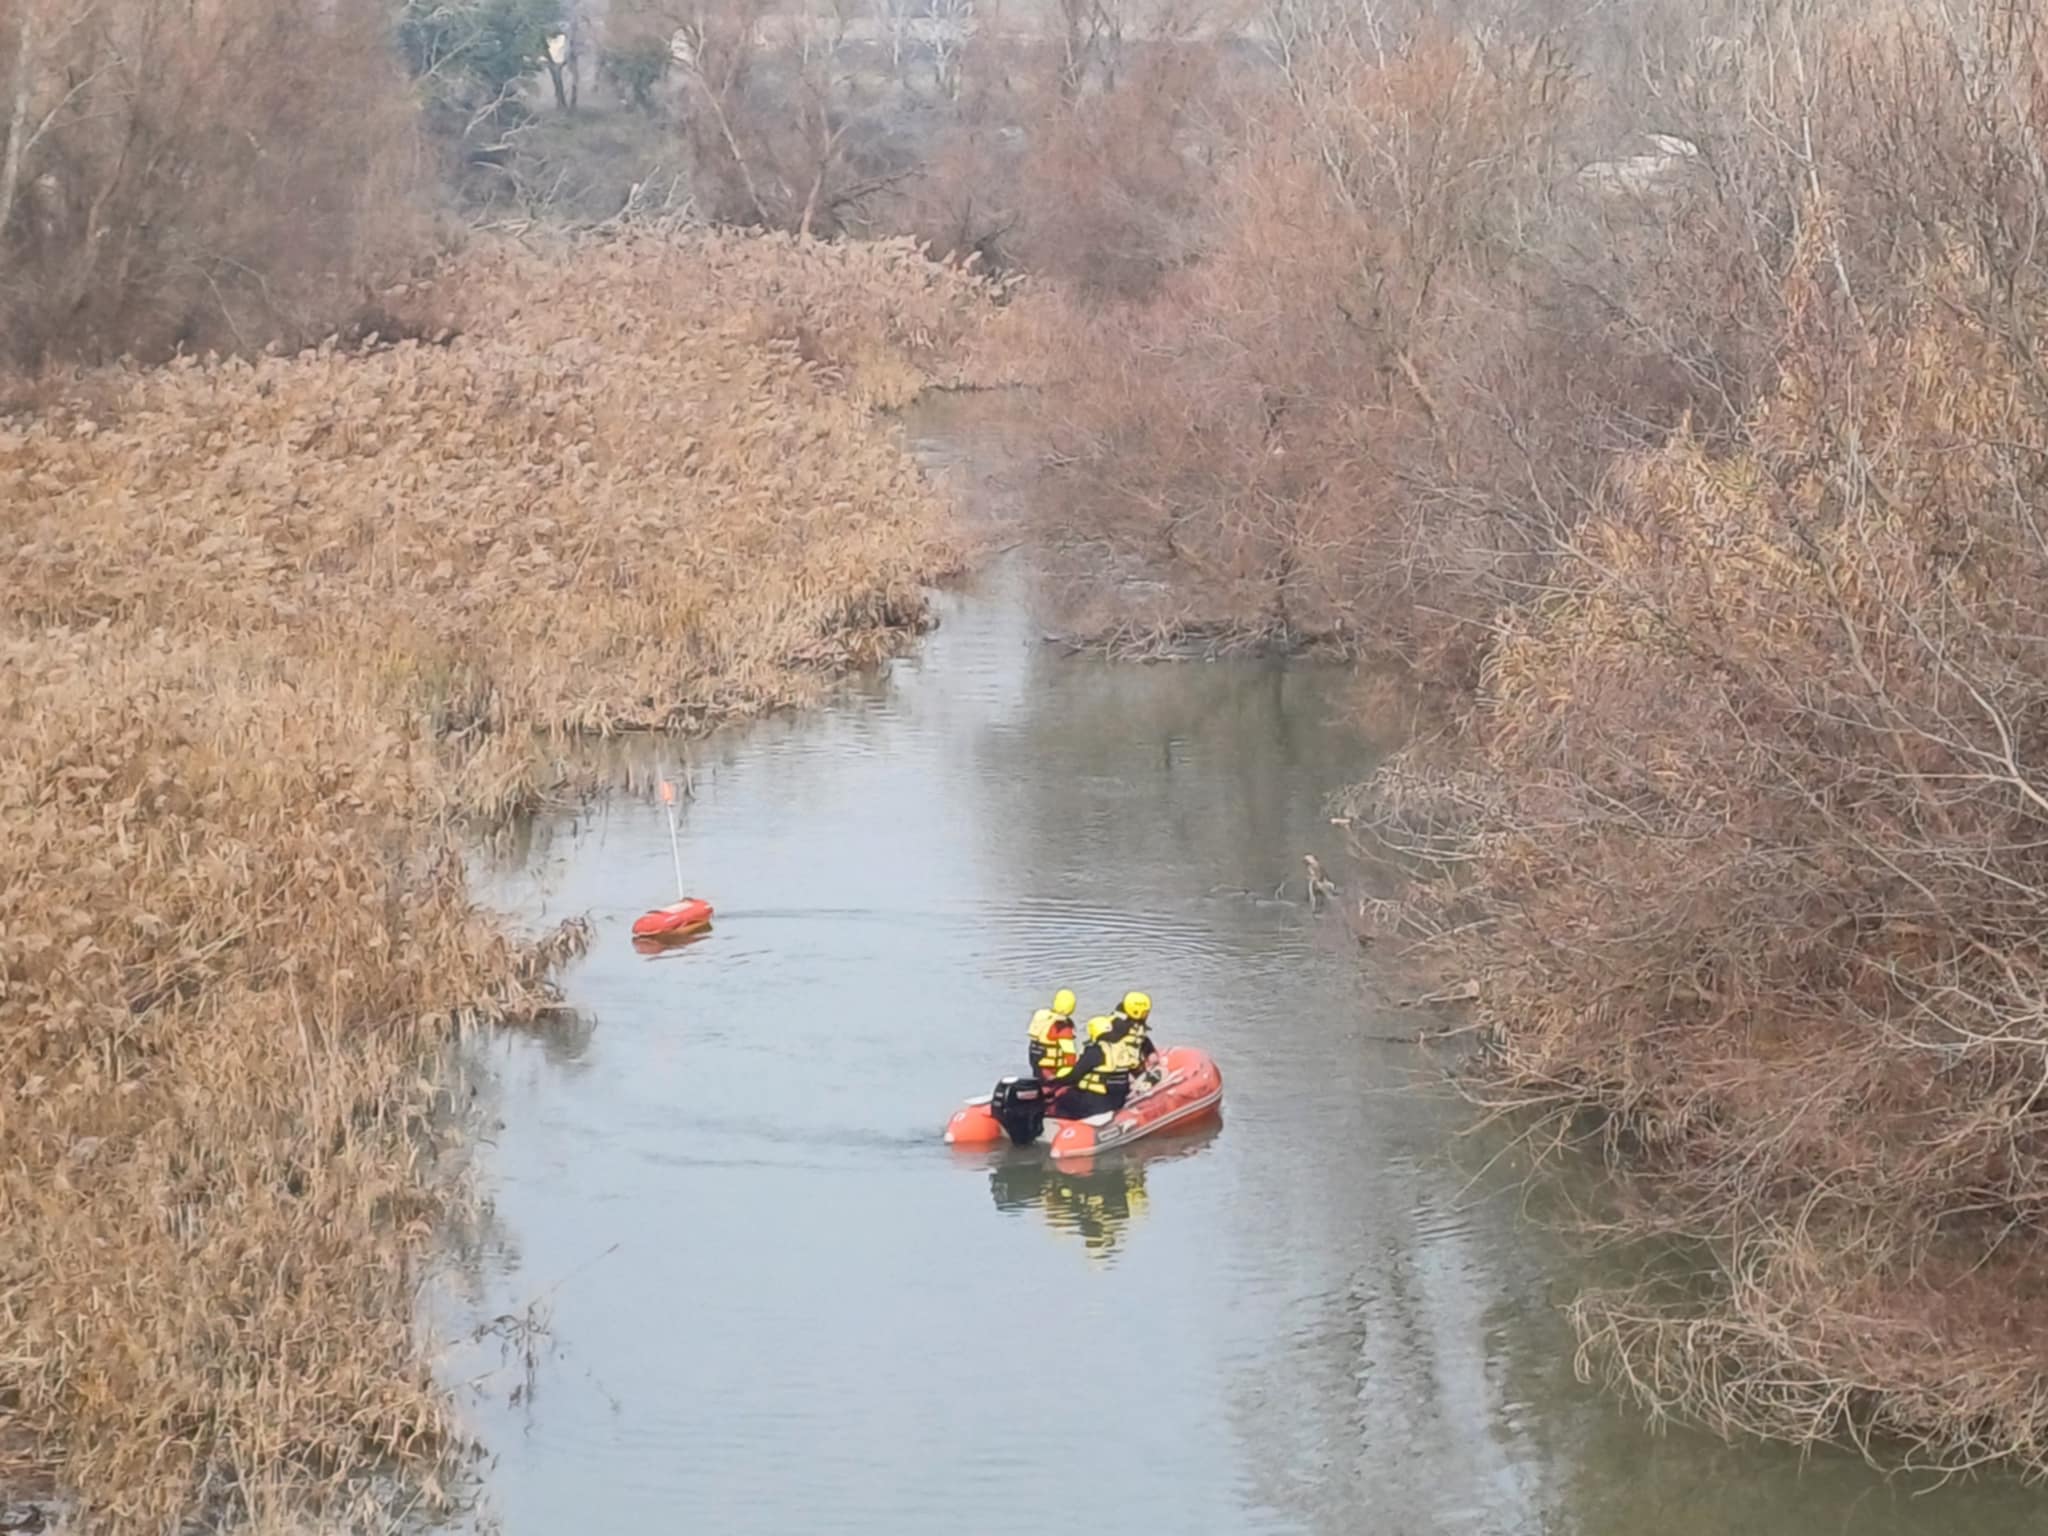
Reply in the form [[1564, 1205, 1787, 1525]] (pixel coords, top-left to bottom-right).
[[440, 398, 2044, 1535]]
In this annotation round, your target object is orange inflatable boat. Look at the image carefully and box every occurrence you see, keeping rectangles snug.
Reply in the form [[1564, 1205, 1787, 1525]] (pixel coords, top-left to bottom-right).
[[631, 897, 713, 939], [944, 1046, 1223, 1159]]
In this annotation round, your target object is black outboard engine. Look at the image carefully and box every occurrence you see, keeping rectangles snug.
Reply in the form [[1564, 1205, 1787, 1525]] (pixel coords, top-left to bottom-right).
[[990, 1077, 1049, 1147]]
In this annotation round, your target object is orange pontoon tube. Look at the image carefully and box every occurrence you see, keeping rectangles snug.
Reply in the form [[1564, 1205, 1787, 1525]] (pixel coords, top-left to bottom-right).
[[944, 1045, 1223, 1158]]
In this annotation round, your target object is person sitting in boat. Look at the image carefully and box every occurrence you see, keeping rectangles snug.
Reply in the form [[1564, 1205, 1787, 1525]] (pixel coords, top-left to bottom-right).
[[1027, 989, 1081, 1080], [1112, 991, 1162, 1084], [1048, 1013, 1147, 1118]]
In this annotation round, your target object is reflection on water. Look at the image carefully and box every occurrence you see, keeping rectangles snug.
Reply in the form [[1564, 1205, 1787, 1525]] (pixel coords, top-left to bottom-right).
[[978, 1125, 1222, 1260], [991, 1153, 1151, 1257], [630, 926, 715, 959], [437, 395, 2048, 1536]]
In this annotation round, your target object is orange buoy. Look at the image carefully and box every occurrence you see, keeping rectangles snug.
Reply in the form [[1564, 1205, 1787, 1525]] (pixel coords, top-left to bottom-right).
[[634, 776, 712, 942], [632, 896, 713, 939]]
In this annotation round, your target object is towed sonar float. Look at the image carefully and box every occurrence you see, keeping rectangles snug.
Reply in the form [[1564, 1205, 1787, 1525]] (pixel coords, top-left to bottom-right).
[[632, 896, 713, 939], [631, 776, 714, 944], [944, 1045, 1223, 1159]]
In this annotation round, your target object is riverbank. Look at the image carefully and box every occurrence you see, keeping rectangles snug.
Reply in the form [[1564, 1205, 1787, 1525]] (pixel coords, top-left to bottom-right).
[[0, 230, 1002, 1533]]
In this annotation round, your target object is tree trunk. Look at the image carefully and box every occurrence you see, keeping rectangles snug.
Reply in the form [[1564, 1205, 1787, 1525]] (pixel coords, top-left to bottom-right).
[[695, 80, 773, 227], [798, 162, 825, 238], [0, 5, 40, 244]]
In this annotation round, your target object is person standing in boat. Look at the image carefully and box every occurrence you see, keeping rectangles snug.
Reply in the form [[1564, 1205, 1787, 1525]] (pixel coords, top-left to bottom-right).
[[1027, 989, 1081, 1080], [1048, 1010, 1147, 1118]]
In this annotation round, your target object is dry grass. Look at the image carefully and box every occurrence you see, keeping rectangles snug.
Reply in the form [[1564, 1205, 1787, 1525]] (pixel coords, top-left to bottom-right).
[[0, 229, 999, 1532]]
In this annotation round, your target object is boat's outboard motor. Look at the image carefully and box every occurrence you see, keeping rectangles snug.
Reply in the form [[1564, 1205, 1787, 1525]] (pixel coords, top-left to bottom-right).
[[990, 1077, 1048, 1146]]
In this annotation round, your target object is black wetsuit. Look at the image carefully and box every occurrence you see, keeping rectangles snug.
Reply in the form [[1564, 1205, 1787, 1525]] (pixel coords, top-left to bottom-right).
[[1048, 1041, 1116, 1118]]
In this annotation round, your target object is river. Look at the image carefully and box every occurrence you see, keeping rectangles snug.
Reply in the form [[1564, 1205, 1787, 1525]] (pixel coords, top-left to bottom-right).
[[439, 397, 2045, 1535]]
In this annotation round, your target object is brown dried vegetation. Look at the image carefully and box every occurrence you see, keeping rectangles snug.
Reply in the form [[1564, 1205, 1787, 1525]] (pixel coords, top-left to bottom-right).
[[0, 231, 996, 1530], [1030, 23, 1663, 666], [1341, 1, 2048, 1477], [1003, 0, 2048, 1475]]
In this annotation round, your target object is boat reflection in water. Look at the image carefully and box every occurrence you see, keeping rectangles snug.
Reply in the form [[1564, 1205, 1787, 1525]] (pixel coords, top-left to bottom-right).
[[629, 925, 715, 959], [982, 1121, 1222, 1258]]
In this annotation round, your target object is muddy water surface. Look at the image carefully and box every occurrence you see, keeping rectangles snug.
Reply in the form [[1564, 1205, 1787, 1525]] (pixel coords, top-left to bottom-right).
[[443, 398, 2046, 1535]]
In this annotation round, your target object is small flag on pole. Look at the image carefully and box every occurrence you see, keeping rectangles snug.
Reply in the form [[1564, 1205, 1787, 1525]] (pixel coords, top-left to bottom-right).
[[659, 780, 676, 804]]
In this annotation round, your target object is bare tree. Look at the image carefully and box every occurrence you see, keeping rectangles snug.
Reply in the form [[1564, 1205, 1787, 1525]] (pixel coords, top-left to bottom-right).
[[927, 0, 976, 101], [0, 0, 426, 364]]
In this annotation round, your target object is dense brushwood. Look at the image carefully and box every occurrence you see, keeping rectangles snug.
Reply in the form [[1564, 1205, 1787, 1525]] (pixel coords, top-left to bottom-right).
[[0, 0, 430, 367], [998, 0, 2048, 1475], [1341, 5, 2048, 1476]]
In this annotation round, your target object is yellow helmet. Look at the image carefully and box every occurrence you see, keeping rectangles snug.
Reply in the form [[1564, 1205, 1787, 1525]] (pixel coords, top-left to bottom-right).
[[1052, 988, 1077, 1018], [1087, 1015, 1115, 1041], [1120, 991, 1152, 1022]]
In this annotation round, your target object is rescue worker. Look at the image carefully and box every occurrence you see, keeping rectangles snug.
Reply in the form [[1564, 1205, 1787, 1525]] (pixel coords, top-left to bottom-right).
[[1112, 991, 1161, 1083], [1105, 991, 1171, 1089], [1026, 988, 1081, 1080], [1049, 1012, 1147, 1117]]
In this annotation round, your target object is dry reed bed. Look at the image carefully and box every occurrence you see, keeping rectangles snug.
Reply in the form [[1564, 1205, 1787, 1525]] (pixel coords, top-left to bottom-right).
[[0, 230, 997, 1532]]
